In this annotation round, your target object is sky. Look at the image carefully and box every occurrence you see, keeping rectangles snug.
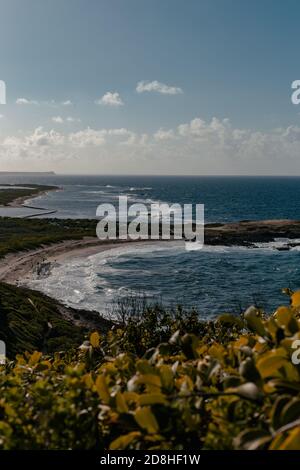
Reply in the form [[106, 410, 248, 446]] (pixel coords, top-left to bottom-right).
[[0, 0, 300, 174]]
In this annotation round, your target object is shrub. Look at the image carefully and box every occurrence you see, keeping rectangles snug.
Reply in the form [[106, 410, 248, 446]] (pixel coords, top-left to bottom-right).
[[1, 291, 300, 450]]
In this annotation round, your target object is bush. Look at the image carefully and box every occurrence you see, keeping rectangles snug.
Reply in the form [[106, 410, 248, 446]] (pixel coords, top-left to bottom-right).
[[1, 291, 300, 450]]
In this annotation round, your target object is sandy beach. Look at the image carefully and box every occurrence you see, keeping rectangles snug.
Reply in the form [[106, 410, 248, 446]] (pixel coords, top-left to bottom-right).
[[2, 218, 300, 287], [0, 237, 168, 286]]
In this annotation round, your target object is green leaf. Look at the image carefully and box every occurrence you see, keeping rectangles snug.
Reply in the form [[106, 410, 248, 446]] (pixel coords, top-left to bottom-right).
[[234, 428, 270, 450], [271, 396, 291, 430], [244, 306, 266, 337], [218, 314, 243, 327], [280, 399, 300, 427], [239, 357, 261, 384]]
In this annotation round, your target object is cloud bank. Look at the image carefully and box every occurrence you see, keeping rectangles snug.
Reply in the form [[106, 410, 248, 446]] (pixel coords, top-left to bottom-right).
[[1, 117, 300, 174]]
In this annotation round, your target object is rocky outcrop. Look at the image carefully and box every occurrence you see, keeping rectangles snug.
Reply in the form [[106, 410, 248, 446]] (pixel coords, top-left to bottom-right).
[[204, 219, 300, 248]]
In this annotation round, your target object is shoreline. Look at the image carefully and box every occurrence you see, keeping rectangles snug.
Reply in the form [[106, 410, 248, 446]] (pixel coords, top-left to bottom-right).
[[0, 185, 61, 216], [0, 237, 170, 286], [1, 192, 300, 318], [2, 218, 300, 287]]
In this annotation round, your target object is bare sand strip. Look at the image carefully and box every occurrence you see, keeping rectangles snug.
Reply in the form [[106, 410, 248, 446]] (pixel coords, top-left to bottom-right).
[[0, 238, 168, 286], [6, 186, 60, 209]]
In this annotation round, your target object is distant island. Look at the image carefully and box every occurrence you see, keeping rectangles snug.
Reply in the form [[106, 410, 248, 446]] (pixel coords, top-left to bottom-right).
[[0, 171, 56, 175]]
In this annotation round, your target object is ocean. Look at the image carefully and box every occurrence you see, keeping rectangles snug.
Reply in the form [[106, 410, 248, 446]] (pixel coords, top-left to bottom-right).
[[1, 174, 300, 317]]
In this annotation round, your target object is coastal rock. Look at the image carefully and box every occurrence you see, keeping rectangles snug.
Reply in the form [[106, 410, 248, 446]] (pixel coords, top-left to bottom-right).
[[205, 219, 300, 247]]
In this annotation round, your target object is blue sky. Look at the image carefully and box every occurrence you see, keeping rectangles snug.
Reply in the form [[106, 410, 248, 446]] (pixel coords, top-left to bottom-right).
[[0, 0, 300, 174]]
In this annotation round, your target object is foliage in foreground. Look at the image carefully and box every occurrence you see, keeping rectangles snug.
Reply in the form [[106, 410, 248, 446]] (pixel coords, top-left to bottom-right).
[[1, 291, 300, 450]]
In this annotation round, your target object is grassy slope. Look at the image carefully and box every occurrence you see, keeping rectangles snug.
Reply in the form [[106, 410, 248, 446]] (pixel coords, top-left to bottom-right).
[[0, 217, 97, 257], [0, 282, 89, 357]]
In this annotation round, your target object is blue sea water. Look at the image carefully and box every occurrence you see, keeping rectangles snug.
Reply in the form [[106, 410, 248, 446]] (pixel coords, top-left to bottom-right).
[[1, 174, 300, 317]]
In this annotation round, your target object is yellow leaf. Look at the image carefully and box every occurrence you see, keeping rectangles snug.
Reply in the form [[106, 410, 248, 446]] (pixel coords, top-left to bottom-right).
[[209, 344, 225, 362], [176, 375, 194, 393], [291, 291, 300, 308], [134, 407, 159, 434], [278, 427, 300, 450], [90, 331, 100, 348], [137, 374, 161, 390], [116, 392, 128, 413], [256, 349, 288, 379], [28, 351, 42, 366], [123, 391, 139, 403], [109, 431, 141, 450], [159, 365, 174, 390], [95, 375, 110, 403], [275, 306, 291, 320], [233, 336, 249, 349], [139, 393, 167, 406], [83, 373, 94, 389]]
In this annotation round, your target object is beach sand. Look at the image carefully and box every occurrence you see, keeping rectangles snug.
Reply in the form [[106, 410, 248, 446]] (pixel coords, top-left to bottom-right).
[[2, 218, 300, 287], [0, 237, 168, 286]]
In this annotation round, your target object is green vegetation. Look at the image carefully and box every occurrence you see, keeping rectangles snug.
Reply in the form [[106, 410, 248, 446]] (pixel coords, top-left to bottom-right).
[[0, 184, 57, 206], [0, 186, 98, 258], [0, 217, 97, 258], [1, 289, 300, 450], [0, 283, 87, 356]]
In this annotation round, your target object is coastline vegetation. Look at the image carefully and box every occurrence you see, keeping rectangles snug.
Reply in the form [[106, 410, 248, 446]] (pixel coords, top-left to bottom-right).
[[0, 283, 94, 357], [0, 184, 57, 206], [0, 217, 97, 258], [0, 286, 300, 450]]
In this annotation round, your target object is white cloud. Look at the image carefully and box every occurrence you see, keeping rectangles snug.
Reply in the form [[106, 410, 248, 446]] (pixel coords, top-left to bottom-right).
[[51, 116, 81, 124], [0, 127, 65, 163], [16, 98, 74, 107], [69, 128, 106, 147], [52, 116, 81, 124], [3, 117, 300, 174], [136, 80, 183, 95], [69, 127, 135, 146], [16, 98, 39, 105], [154, 128, 175, 140], [0, 114, 4, 119], [52, 116, 64, 124], [95, 92, 124, 106], [66, 116, 81, 122]]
